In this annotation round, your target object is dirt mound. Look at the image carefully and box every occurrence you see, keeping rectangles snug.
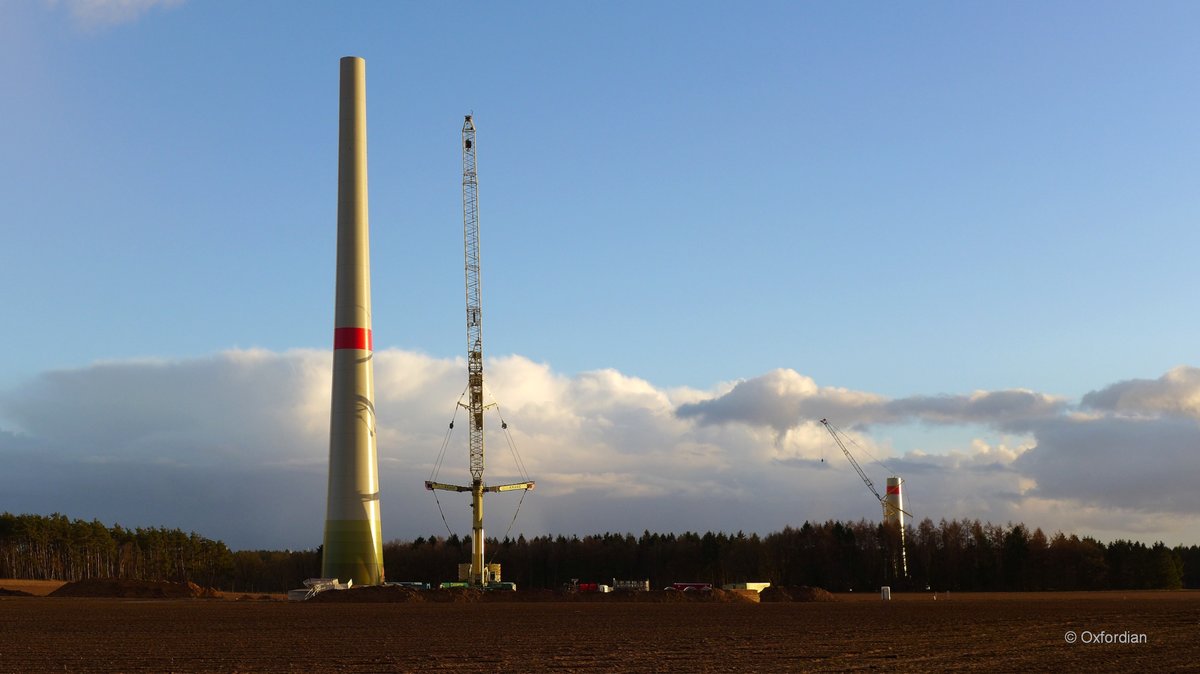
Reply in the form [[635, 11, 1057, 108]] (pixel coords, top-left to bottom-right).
[[483, 588, 557, 602], [299, 586, 757, 603], [759, 586, 837, 603], [564, 588, 756, 603], [49, 579, 220, 599], [424, 587, 484, 603], [308, 585, 425, 603], [0, 588, 34, 597]]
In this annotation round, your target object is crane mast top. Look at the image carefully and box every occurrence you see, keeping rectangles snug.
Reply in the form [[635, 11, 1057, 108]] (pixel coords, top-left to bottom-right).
[[462, 115, 484, 483]]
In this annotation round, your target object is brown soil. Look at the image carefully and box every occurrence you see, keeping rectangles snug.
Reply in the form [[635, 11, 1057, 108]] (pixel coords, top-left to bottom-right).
[[760, 585, 838, 602], [0, 588, 33, 597], [308, 585, 426, 603], [309, 586, 758, 603], [0, 591, 1195, 671], [0, 579, 65, 596], [49, 578, 221, 599]]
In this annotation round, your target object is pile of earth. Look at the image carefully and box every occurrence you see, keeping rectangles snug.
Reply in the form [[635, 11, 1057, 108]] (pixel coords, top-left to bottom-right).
[[305, 587, 759, 603], [49, 579, 221, 599], [759, 585, 836, 602], [234, 594, 278, 602], [308, 585, 426, 603], [571, 588, 755, 603], [309, 586, 493, 603], [0, 588, 34, 597]]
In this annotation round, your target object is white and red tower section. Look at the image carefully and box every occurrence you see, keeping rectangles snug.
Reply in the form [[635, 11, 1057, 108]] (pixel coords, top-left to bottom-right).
[[322, 56, 383, 586], [885, 477, 908, 578]]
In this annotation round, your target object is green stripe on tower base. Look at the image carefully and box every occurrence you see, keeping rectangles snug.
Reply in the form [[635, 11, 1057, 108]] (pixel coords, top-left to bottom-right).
[[322, 519, 384, 586]]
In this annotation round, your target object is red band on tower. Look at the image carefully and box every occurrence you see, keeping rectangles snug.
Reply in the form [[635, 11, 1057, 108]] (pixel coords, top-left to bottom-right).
[[334, 327, 372, 351], [886, 485, 901, 495]]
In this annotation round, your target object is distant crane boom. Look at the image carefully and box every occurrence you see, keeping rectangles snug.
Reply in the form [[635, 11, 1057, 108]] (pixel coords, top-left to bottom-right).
[[820, 418, 910, 579], [821, 419, 885, 506], [819, 419, 912, 520]]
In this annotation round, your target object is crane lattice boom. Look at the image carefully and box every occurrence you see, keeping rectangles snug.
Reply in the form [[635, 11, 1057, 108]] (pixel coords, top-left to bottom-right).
[[425, 116, 534, 588], [463, 115, 484, 483], [819, 419, 911, 519], [820, 418, 911, 579]]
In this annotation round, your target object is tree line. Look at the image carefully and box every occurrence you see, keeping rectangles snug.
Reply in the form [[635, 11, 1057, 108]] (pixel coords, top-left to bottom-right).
[[387, 519, 1191, 592], [2, 512, 1195, 592], [0, 512, 234, 587]]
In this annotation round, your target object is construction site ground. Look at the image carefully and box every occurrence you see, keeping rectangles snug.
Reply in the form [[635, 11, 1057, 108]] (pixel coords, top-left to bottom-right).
[[0, 582, 1196, 672]]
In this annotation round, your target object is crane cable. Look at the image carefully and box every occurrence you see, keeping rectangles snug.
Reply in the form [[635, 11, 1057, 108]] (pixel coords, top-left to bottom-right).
[[482, 387, 533, 568], [825, 419, 898, 475], [488, 399, 532, 567], [823, 419, 914, 519], [430, 386, 534, 543], [429, 386, 468, 482], [486, 487, 528, 570], [493, 402, 531, 482], [430, 388, 468, 538]]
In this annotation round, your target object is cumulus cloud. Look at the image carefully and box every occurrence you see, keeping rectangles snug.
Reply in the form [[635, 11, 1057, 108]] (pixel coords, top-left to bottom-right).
[[676, 367, 1200, 539], [676, 368, 1064, 431], [1, 352, 1199, 549], [47, 0, 184, 30], [1081, 366, 1200, 419], [1014, 416, 1200, 514], [884, 390, 1064, 429]]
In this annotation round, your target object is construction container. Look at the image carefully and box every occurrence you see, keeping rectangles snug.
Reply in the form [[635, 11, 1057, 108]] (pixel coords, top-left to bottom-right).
[[612, 579, 651, 592], [723, 582, 771, 593]]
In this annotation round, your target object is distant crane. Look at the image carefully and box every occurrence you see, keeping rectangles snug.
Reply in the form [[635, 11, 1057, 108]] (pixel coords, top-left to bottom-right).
[[820, 418, 910, 578], [426, 115, 534, 587]]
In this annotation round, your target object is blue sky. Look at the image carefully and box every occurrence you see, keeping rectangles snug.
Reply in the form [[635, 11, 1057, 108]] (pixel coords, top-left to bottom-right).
[[2, 1, 1199, 549]]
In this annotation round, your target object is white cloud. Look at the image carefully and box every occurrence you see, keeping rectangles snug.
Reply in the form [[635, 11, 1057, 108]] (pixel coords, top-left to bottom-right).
[[1013, 415, 1200, 514], [675, 368, 1064, 432], [1081, 366, 1200, 419], [674, 369, 886, 432], [1, 352, 1198, 549], [47, 0, 184, 30]]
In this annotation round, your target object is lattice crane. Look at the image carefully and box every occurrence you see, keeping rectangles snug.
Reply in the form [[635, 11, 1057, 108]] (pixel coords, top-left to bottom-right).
[[820, 418, 910, 577], [426, 116, 534, 587]]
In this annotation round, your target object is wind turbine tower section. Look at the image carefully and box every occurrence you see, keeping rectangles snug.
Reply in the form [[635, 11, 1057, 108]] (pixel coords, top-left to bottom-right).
[[322, 56, 384, 586], [885, 476, 907, 578]]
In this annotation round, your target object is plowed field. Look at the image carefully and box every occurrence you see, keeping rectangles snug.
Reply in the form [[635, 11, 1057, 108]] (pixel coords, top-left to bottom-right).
[[0, 591, 1196, 672]]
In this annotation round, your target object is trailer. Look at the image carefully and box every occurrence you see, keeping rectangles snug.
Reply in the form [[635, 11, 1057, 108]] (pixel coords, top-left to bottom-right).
[[722, 582, 771, 593], [668, 582, 713, 592], [385, 581, 431, 590]]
